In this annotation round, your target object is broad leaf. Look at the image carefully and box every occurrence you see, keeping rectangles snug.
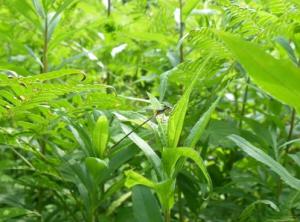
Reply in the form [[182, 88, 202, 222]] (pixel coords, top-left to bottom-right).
[[85, 157, 109, 183], [132, 186, 163, 222], [220, 32, 300, 113]]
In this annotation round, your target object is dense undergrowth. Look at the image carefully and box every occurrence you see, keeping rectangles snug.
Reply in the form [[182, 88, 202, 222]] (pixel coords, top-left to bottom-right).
[[1, 0, 300, 221]]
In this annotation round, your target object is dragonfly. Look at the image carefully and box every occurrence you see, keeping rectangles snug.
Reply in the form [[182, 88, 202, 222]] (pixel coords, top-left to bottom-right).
[[110, 105, 172, 151]]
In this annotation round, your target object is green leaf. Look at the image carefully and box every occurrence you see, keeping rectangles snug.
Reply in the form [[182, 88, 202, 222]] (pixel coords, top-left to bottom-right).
[[0, 207, 38, 220], [177, 172, 202, 213], [125, 170, 174, 211], [6, 0, 40, 27], [32, 0, 45, 18], [167, 86, 192, 148], [115, 207, 136, 222], [184, 93, 223, 147], [92, 115, 109, 158], [276, 37, 298, 65], [25, 45, 44, 68], [69, 124, 94, 156], [132, 186, 163, 222], [120, 124, 161, 172], [154, 180, 175, 211], [24, 69, 86, 82], [125, 170, 156, 189], [147, 93, 164, 111], [167, 57, 211, 148], [162, 147, 212, 192], [106, 192, 131, 216], [159, 68, 174, 102], [183, 0, 201, 20], [239, 200, 279, 222], [229, 135, 300, 190], [126, 32, 173, 47], [289, 152, 300, 168], [47, 12, 61, 42], [85, 157, 108, 183], [0, 65, 30, 76], [50, 0, 78, 24], [220, 32, 300, 113]]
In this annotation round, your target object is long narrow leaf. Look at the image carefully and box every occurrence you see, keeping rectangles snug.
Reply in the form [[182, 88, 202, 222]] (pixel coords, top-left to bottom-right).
[[32, 0, 45, 18], [167, 57, 211, 148], [239, 200, 279, 222], [120, 124, 161, 172], [229, 135, 300, 190], [184, 92, 224, 147]]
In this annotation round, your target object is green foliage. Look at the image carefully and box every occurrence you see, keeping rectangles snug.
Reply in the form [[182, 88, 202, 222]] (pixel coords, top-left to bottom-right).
[[229, 135, 300, 190], [239, 200, 280, 222], [220, 32, 300, 113], [1, 0, 300, 221], [184, 91, 224, 147], [132, 186, 163, 222]]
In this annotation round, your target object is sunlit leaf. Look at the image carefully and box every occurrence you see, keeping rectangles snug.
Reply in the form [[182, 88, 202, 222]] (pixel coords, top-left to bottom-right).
[[220, 32, 300, 113]]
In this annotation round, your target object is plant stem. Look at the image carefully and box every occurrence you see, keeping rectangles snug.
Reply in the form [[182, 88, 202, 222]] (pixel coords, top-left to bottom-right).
[[286, 108, 296, 153], [37, 15, 49, 221], [94, 209, 98, 222], [164, 209, 171, 222], [276, 178, 283, 201], [234, 84, 239, 114], [239, 77, 250, 129], [107, 0, 111, 17], [178, 189, 184, 222], [42, 15, 48, 73], [106, 70, 111, 89], [288, 108, 296, 142], [105, 0, 111, 92], [178, 0, 184, 63]]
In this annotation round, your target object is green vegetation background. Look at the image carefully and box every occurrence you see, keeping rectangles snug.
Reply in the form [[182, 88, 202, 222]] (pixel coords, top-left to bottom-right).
[[1, 0, 300, 221]]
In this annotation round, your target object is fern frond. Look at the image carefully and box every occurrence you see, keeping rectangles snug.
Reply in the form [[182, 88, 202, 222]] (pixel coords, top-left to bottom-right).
[[187, 28, 231, 59]]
